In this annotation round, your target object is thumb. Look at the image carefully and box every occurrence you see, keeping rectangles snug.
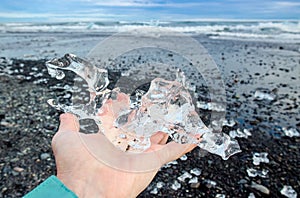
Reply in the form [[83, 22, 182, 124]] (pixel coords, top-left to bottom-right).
[[57, 113, 80, 133]]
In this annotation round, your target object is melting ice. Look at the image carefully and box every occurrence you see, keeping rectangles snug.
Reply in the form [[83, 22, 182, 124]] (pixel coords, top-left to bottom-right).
[[45, 54, 241, 160], [254, 89, 277, 101], [281, 186, 297, 198], [282, 127, 300, 137], [247, 168, 268, 178], [253, 152, 269, 165]]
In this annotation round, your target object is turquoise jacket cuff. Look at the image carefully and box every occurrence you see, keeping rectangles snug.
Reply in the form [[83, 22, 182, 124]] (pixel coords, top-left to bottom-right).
[[23, 175, 78, 198]]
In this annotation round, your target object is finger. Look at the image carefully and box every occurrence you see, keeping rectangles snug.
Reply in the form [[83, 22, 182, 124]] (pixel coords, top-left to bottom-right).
[[150, 131, 167, 144], [158, 133, 169, 145], [57, 113, 80, 133]]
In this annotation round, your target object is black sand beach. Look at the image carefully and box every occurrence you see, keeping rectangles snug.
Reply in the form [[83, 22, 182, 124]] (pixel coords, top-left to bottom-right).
[[0, 32, 299, 197]]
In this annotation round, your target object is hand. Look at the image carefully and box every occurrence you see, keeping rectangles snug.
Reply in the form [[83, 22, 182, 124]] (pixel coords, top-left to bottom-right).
[[52, 112, 196, 198]]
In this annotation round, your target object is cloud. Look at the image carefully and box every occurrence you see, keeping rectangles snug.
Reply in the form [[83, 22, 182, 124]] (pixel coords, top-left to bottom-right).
[[0, 11, 126, 22], [274, 1, 300, 7], [0, 0, 299, 22], [76, 0, 219, 8]]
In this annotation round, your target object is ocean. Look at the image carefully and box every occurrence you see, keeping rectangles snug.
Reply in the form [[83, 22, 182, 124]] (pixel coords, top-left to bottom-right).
[[1, 20, 300, 43]]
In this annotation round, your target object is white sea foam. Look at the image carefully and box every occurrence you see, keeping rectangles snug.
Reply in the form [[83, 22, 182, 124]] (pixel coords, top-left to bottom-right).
[[1, 21, 299, 42]]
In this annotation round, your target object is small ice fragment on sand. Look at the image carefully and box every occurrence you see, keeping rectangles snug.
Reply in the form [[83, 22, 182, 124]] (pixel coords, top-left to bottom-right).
[[254, 89, 276, 101], [177, 171, 192, 182], [150, 187, 158, 194], [196, 101, 226, 112], [229, 128, 251, 138], [282, 127, 300, 137], [222, 118, 236, 127], [188, 177, 198, 184], [280, 185, 297, 198], [171, 180, 181, 190], [247, 168, 268, 178], [204, 179, 217, 188], [248, 192, 256, 198], [162, 160, 178, 168], [190, 168, 202, 176], [216, 194, 226, 198], [180, 154, 188, 161], [247, 168, 258, 177], [156, 182, 164, 189], [251, 181, 270, 195], [253, 152, 269, 165]]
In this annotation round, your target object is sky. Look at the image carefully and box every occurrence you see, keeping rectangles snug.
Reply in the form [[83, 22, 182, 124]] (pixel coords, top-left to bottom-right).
[[0, 0, 299, 22]]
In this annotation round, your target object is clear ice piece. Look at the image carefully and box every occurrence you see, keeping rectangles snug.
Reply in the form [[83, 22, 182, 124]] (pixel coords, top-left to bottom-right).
[[229, 128, 252, 139], [156, 182, 165, 189], [282, 127, 300, 137], [180, 154, 188, 161], [188, 177, 198, 184], [190, 168, 202, 176], [171, 180, 181, 190], [280, 185, 297, 198], [45, 54, 110, 121], [248, 193, 256, 198], [162, 160, 178, 168], [254, 89, 276, 101], [204, 179, 217, 188], [46, 54, 109, 93], [222, 118, 236, 127], [216, 194, 226, 198], [247, 168, 268, 178], [196, 101, 226, 112], [253, 152, 269, 165], [150, 187, 158, 194], [177, 171, 193, 182], [45, 54, 241, 160]]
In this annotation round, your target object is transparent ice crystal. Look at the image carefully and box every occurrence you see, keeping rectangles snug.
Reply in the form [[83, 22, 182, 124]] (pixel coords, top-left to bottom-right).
[[45, 54, 241, 160], [282, 127, 300, 137], [253, 152, 269, 165], [281, 186, 297, 198], [246, 168, 268, 178]]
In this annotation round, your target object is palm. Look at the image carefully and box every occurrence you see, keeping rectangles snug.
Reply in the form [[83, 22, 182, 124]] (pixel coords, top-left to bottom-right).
[[52, 108, 196, 197]]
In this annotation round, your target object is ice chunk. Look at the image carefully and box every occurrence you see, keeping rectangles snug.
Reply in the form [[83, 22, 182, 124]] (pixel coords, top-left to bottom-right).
[[190, 168, 202, 176], [251, 181, 270, 195], [45, 54, 241, 160], [150, 187, 158, 194], [216, 194, 226, 198], [180, 154, 188, 161], [188, 177, 198, 184], [156, 182, 165, 189], [253, 152, 269, 165], [45, 54, 110, 122], [196, 101, 226, 112], [248, 193, 256, 198], [162, 160, 178, 168], [222, 118, 236, 127], [171, 180, 181, 190], [177, 171, 193, 182], [247, 168, 268, 178], [46, 54, 109, 93], [282, 127, 300, 137], [280, 185, 297, 198], [229, 128, 252, 138], [254, 89, 276, 101], [204, 179, 217, 188]]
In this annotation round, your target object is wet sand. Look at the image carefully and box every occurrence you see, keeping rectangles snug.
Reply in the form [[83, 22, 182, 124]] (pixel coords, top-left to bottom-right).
[[0, 32, 299, 197]]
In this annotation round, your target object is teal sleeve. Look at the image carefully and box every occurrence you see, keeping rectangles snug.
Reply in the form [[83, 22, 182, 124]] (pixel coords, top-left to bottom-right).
[[23, 175, 78, 198]]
